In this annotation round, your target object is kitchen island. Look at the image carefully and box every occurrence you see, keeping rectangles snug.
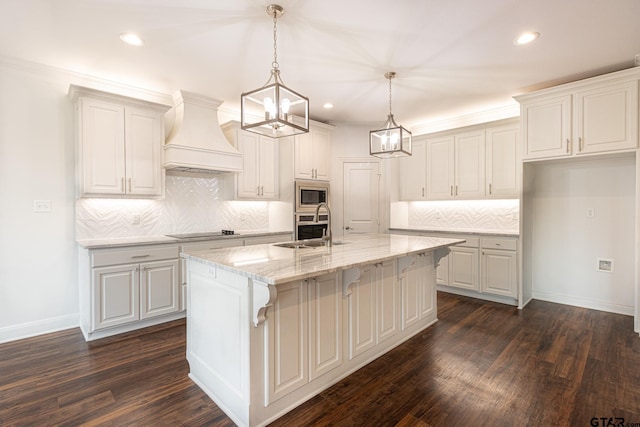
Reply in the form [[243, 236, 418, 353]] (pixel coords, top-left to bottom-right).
[[182, 233, 463, 427]]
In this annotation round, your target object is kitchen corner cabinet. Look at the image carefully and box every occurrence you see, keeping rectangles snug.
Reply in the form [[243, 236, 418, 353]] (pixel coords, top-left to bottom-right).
[[517, 69, 639, 161], [398, 138, 427, 200], [69, 86, 168, 198], [485, 124, 519, 198], [79, 244, 181, 341], [294, 122, 332, 181], [222, 122, 279, 200], [426, 130, 485, 200]]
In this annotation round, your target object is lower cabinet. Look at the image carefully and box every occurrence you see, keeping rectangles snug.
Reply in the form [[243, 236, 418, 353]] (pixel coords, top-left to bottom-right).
[[265, 253, 437, 405], [81, 244, 181, 340], [398, 230, 519, 305]]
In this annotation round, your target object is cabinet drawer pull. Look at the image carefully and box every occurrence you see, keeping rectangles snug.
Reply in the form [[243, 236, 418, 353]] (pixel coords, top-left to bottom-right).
[[131, 254, 151, 259], [121, 177, 125, 193], [422, 187, 425, 197], [450, 186, 453, 196], [566, 138, 570, 153], [579, 136, 583, 152], [128, 178, 132, 192], [489, 183, 492, 195], [455, 185, 458, 196]]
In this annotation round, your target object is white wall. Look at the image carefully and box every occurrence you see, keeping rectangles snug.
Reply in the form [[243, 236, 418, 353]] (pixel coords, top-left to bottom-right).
[[0, 62, 78, 341], [530, 156, 636, 315]]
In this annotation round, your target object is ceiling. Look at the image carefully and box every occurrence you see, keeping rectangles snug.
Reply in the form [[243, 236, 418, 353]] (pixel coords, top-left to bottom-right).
[[2, 0, 640, 128]]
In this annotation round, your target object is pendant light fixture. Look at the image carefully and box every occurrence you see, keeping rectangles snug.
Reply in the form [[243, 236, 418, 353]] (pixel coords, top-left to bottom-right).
[[240, 4, 309, 138], [369, 72, 412, 158]]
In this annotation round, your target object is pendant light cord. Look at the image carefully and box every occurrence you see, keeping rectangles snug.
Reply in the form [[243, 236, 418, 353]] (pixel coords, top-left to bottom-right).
[[272, 10, 279, 71], [388, 75, 393, 116]]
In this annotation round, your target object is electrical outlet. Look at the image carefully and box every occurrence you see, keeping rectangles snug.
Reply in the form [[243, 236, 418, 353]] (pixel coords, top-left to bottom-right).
[[34, 200, 52, 213], [132, 213, 141, 225], [597, 258, 613, 273], [586, 208, 595, 218]]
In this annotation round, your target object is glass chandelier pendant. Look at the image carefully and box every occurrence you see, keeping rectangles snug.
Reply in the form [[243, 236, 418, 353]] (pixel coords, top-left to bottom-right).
[[370, 72, 412, 158], [241, 4, 309, 138]]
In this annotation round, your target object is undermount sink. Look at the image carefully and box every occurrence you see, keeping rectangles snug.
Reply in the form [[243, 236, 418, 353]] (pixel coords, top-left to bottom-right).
[[274, 239, 350, 249]]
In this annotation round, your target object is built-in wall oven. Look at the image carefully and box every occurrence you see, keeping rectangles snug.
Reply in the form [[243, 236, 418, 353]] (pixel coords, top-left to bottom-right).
[[295, 180, 329, 213], [295, 213, 329, 240]]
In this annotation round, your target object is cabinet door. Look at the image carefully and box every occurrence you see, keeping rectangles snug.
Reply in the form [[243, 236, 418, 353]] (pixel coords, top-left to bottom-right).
[[486, 125, 519, 198], [419, 253, 436, 320], [426, 135, 455, 200], [436, 252, 449, 286], [398, 138, 426, 200], [92, 264, 139, 330], [140, 259, 179, 319], [313, 128, 330, 181], [574, 80, 638, 155], [308, 274, 342, 380], [125, 107, 163, 196], [259, 136, 279, 199], [267, 280, 308, 404], [236, 132, 261, 198], [376, 260, 398, 342], [522, 95, 572, 160], [81, 99, 126, 195], [449, 247, 479, 291], [400, 255, 421, 330], [481, 249, 517, 297], [348, 264, 377, 359], [455, 130, 485, 199], [294, 132, 314, 180]]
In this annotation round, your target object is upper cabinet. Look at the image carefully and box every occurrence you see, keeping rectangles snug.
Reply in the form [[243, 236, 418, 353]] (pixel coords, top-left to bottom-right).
[[426, 130, 485, 200], [222, 122, 279, 200], [517, 68, 639, 161], [398, 138, 426, 200], [69, 86, 168, 198], [485, 124, 519, 199], [294, 122, 332, 181]]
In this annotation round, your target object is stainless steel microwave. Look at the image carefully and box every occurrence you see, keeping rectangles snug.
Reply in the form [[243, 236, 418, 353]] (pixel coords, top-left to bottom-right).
[[295, 180, 329, 213]]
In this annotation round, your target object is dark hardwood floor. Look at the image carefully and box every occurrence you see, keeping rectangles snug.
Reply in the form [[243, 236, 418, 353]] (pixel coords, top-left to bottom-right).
[[1, 292, 639, 426]]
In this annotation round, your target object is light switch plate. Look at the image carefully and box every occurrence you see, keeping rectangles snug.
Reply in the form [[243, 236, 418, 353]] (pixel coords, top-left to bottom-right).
[[34, 200, 52, 213]]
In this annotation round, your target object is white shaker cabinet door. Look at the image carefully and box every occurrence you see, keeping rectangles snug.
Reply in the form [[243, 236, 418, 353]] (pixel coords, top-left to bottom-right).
[[573, 80, 638, 155], [454, 130, 485, 199], [125, 106, 163, 197], [258, 136, 279, 198], [308, 273, 342, 380], [140, 259, 179, 319], [481, 249, 517, 298], [92, 264, 139, 330], [521, 95, 572, 160], [426, 135, 455, 200], [486, 125, 519, 199], [398, 138, 426, 200], [81, 99, 126, 195]]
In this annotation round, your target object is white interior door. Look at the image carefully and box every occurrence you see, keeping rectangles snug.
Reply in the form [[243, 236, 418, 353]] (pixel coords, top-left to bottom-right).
[[343, 162, 380, 236]]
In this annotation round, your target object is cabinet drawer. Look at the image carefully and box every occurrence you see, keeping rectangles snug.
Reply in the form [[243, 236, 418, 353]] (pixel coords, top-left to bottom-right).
[[449, 235, 479, 248], [481, 237, 517, 251], [92, 245, 179, 267]]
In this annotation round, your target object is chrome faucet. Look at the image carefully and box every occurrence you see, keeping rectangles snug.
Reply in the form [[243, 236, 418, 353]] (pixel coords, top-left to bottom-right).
[[314, 202, 332, 247]]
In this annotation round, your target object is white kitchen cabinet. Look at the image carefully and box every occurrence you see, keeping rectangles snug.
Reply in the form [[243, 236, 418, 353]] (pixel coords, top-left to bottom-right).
[[400, 252, 435, 330], [223, 122, 279, 200], [140, 259, 180, 319], [485, 124, 519, 198], [347, 260, 400, 359], [449, 245, 480, 292], [426, 130, 485, 200], [517, 69, 639, 161], [481, 237, 518, 298], [70, 86, 167, 197], [398, 138, 427, 200], [308, 273, 342, 380], [294, 122, 332, 181], [266, 279, 309, 404], [81, 244, 181, 340]]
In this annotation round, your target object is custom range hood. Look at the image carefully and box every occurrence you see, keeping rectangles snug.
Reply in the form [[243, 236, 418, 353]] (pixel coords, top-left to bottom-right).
[[164, 90, 242, 173]]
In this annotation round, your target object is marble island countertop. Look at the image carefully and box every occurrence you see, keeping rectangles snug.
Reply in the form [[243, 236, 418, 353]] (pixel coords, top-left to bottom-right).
[[389, 227, 519, 237], [76, 230, 293, 249], [183, 233, 464, 285]]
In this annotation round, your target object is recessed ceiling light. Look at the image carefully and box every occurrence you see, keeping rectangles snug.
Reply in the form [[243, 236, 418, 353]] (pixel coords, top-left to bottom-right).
[[120, 32, 144, 47], [323, 103, 334, 109], [514, 31, 539, 46]]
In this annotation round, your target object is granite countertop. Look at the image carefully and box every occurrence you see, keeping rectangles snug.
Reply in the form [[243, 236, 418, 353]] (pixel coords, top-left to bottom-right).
[[389, 227, 519, 237], [183, 233, 464, 285], [77, 230, 293, 249]]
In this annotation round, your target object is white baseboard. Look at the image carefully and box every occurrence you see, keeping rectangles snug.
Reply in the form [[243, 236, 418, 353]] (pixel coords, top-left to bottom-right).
[[0, 313, 79, 344], [532, 290, 634, 316]]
